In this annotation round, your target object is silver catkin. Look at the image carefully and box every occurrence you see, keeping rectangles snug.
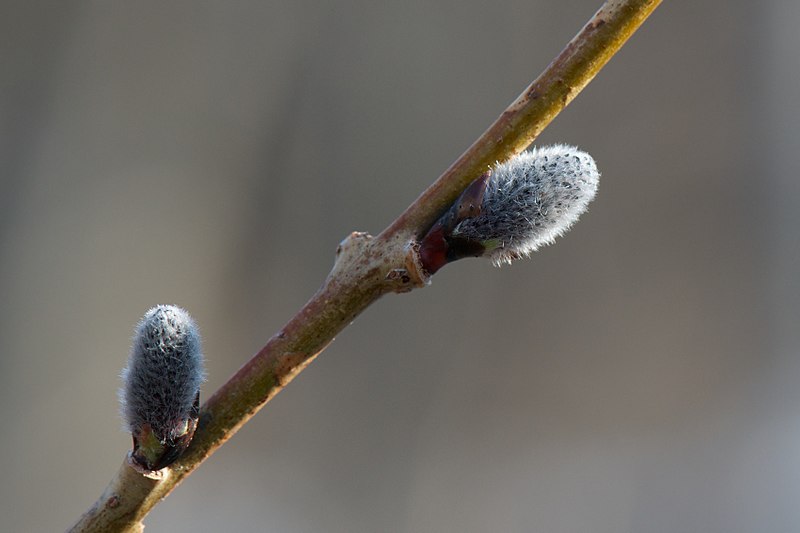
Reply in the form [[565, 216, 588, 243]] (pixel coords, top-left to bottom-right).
[[120, 305, 205, 442], [453, 144, 599, 266]]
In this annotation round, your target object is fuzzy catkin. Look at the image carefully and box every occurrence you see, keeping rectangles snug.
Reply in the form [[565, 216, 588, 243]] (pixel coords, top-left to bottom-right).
[[120, 305, 205, 442], [453, 145, 599, 265]]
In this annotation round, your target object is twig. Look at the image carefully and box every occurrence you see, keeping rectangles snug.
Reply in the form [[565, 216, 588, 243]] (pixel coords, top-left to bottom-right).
[[67, 1, 662, 530]]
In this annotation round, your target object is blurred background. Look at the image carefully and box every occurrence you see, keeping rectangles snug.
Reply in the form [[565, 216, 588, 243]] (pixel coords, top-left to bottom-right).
[[2, 1, 798, 531]]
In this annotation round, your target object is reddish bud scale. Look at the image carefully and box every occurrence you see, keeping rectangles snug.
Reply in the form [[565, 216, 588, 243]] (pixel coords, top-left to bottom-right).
[[418, 171, 491, 275]]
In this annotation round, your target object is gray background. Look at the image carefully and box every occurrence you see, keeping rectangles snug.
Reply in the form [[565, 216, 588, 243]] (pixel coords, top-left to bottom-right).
[[2, 1, 798, 532]]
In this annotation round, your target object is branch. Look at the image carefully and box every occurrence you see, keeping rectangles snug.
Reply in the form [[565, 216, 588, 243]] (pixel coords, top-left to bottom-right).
[[68, 1, 661, 530]]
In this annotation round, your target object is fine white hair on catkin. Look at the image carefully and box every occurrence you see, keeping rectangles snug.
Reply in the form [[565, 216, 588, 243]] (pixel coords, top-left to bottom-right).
[[453, 144, 599, 266], [120, 305, 205, 441]]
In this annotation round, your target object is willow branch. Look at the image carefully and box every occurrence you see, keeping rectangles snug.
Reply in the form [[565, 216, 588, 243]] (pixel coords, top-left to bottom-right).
[[68, 1, 661, 530]]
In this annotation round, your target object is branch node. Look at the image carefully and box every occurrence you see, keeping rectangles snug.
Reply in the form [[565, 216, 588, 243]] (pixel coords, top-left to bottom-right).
[[402, 241, 431, 288]]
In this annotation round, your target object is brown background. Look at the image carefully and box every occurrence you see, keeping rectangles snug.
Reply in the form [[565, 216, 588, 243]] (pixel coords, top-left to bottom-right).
[[2, 1, 799, 531]]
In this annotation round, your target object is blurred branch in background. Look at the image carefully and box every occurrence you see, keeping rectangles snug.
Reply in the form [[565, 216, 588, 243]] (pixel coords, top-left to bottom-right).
[[68, 0, 661, 531]]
